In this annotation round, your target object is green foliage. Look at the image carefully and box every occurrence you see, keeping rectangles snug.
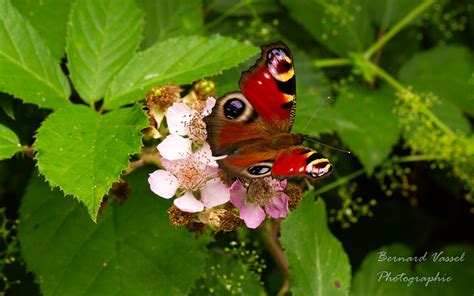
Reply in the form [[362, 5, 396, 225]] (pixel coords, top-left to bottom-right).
[[66, 0, 144, 103], [19, 170, 211, 296], [281, 0, 373, 56], [351, 244, 413, 296], [334, 84, 400, 174], [34, 104, 147, 220], [138, 0, 204, 49], [0, 0, 473, 294], [13, 0, 72, 60], [0, 0, 71, 109], [0, 124, 21, 160], [281, 195, 351, 295], [399, 45, 474, 116], [191, 249, 266, 295], [369, 0, 422, 28], [352, 244, 474, 295], [0, 207, 20, 290], [104, 35, 258, 109], [292, 49, 333, 137], [394, 90, 474, 198]]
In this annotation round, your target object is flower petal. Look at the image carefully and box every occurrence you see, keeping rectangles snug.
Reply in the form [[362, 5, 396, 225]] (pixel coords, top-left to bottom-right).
[[201, 97, 216, 116], [166, 102, 195, 135], [193, 142, 226, 168], [148, 170, 179, 199], [229, 180, 247, 208], [174, 191, 204, 213], [201, 178, 230, 208], [240, 203, 266, 229], [265, 192, 289, 218], [157, 134, 192, 160], [268, 177, 287, 191]]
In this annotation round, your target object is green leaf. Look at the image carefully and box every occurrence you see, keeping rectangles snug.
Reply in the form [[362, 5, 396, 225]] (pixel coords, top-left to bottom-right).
[[34, 104, 147, 220], [281, 0, 373, 56], [292, 49, 333, 136], [191, 251, 266, 296], [13, 0, 73, 60], [67, 0, 144, 103], [138, 0, 203, 49], [368, 0, 422, 28], [351, 244, 414, 296], [0, 124, 21, 160], [414, 245, 474, 295], [104, 35, 258, 110], [399, 46, 474, 116], [333, 84, 400, 174], [352, 244, 474, 296], [19, 170, 210, 296], [0, 96, 15, 120], [0, 0, 71, 109], [280, 195, 351, 296]]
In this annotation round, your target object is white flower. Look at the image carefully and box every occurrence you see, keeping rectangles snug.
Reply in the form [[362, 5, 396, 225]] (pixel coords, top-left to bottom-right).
[[148, 144, 229, 213], [157, 98, 216, 160]]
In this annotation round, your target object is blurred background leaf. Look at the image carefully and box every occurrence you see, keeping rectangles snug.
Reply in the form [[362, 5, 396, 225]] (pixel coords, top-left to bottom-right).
[[138, 0, 204, 49]]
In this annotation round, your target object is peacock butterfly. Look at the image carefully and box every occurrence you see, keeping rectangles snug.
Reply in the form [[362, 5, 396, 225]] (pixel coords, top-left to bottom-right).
[[204, 42, 333, 179]]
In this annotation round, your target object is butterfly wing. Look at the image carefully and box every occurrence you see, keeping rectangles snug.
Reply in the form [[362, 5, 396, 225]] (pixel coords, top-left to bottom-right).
[[205, 42, 332, 179], [240, 41, 296, 132], [204, 92, 267, 156], [205, 42, 296, 156], [221, 146, 333, 179]]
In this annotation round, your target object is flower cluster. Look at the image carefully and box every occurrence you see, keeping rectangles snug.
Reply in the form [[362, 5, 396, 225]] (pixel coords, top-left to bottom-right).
[[145, 83, 303, 231], [230, 178, 290, 228], [394, 90, 474, 203]]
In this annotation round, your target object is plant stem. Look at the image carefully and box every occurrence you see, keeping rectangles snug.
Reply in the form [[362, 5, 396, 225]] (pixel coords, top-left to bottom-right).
[[261, 220, 289, 296], [392, 154, 438, 163], [313, 58, 351, 68], [364, 0, 435, 59], [367, 61, 405, 91], [314, 169, 365, 196], [368, 61, 456, 137], [21, 146, 35, 158], [420, 104, 456, 137]]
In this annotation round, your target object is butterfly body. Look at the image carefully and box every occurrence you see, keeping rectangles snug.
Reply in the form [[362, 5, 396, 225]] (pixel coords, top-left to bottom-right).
[[204, 42, 333, 179]]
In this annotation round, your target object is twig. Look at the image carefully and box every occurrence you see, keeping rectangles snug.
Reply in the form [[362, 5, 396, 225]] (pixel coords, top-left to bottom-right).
[[261, 220, 290, 296]]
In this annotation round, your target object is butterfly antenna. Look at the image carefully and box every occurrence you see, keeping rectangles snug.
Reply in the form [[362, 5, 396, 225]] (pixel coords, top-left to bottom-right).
[[303, 136, 351, 154], [301, 96, 332, 133]]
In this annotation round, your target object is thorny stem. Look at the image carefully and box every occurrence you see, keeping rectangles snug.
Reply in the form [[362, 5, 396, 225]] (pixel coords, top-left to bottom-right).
[[261, 220, 289, 296], [364, 0, 435, 59]]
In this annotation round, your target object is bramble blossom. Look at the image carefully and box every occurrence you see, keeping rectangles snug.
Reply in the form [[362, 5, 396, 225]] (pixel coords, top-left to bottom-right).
[[148, 97, 230, 213], [157, 98, 215, 160], [230, 178, 290, 228]]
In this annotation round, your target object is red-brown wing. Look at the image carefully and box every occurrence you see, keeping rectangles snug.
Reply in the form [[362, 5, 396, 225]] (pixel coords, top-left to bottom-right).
[[239, 41, 296, 132], [272, 147, 333, 179], [218, 145, 333, 179], [204, 92, 267, 156]]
